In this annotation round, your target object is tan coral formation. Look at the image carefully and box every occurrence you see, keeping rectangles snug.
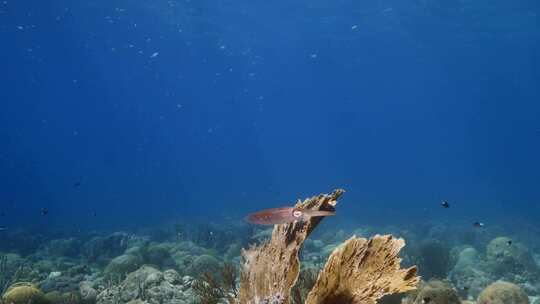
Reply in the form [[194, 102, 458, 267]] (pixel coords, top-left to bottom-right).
[[238, 189, 420, 304], [305, 235, 419, 304], [238, 189, 344, 304]]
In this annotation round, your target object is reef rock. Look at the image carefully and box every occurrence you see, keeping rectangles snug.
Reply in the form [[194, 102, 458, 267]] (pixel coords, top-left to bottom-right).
[[96, 265, 195, 304], [477, 281, 529, 304]]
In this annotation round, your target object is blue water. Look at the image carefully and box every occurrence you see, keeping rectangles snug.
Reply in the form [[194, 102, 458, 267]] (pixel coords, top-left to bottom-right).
[[1, 0, 539, 233]]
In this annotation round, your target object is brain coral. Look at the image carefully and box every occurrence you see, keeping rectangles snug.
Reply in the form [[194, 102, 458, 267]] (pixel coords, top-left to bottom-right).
[[477, 281, 529, 304], [2, 282, 50, 304], [486, 237, 537, 277], [403, 280, 461, 304]]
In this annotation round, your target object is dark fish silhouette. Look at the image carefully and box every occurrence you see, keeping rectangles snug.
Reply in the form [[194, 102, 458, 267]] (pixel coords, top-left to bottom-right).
[[441, 201, 450, 208], [73, 181, 81, 187], [41, 208, 49, 216], [473, 221, 484, 228], [245, 207, 335, 225], [0, 226, 7, 231]]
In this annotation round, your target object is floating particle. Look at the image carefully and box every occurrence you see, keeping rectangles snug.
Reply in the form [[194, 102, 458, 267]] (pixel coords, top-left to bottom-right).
[[150, 52, 159, 58], [310, 53, 318, 59], [351, 25, 358, 30], [17, 25, 23, 30]]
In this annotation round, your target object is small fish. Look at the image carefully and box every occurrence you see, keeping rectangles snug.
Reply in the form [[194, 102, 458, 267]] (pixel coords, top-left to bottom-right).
[[0, 226, 7, 231], [245, 206, 335, 225], [440, 201, 450, 208], [91, 211, 97, 217], [40, 208, 49, 216], [507, 240, 513, 246], [473, 221, 484, 228], [422, 297, 431, 304]]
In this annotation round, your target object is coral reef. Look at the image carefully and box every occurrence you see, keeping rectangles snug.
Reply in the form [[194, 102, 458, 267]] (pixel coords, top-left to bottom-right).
[[6, 190, 540, 304], [477, 281, 529, 304], [96, 265, 195, 304]]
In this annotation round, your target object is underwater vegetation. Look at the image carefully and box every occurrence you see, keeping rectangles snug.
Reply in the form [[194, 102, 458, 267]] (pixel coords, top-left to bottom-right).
[[1, 190, 540, 304]]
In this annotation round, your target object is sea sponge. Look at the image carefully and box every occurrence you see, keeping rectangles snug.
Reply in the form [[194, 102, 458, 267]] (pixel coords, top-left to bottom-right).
[[2, 282, 50, 304], [402, 280, 460, 304], [477, 281, 529, 304], [238, 189, 420, 304]]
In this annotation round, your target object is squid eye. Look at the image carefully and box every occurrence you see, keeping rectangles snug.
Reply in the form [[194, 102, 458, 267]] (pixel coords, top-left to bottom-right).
[[292, 210, 303, 218]]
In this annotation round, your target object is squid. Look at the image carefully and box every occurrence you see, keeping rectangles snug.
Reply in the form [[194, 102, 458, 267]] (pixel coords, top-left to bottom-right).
[[245, 206, 335, 225]]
